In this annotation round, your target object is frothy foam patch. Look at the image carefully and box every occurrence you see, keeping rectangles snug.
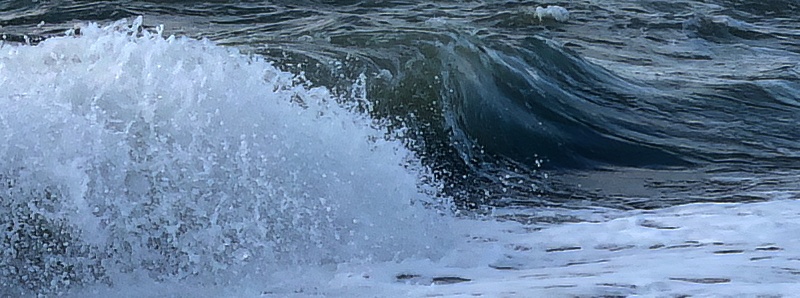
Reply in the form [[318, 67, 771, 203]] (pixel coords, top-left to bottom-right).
[[533, 6, 570, 22], [0, 17, 452, 296], [257, 199, 800, 297]]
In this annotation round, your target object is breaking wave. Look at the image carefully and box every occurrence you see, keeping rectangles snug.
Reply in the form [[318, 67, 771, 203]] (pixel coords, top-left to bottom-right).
[[0, 18, 452, 296]]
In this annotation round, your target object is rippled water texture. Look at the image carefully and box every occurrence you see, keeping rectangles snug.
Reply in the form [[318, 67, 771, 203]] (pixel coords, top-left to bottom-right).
[[3, 0, 800, 207]]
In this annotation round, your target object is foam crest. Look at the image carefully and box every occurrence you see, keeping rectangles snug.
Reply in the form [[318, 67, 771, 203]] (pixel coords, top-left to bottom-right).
[[0, 17, 451, 295], [532, 6, 570, 22]]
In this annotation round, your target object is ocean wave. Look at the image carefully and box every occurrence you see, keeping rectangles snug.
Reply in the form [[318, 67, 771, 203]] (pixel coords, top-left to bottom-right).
[[1, 0, 800, 295], [0, 17, 452, 295]]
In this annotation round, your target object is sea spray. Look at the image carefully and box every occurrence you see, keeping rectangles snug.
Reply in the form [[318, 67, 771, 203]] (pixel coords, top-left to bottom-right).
[[0, 17, 453, 296]]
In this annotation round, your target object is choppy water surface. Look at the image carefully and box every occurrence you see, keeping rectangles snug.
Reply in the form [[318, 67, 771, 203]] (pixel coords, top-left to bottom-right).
[[1, 0, 799, 296], [4, 0, 799, 209]]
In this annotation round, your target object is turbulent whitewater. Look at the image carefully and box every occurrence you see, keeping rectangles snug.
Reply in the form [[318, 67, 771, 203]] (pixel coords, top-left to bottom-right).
[[0, 19, 452, 296]]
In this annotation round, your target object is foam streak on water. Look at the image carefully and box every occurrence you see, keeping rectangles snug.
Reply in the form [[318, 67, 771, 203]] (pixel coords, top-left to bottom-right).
[[0, 17, 451, 296]]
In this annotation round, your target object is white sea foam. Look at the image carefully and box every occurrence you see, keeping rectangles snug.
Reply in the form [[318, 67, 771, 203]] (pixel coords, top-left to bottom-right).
[[71, 199, 800, 297], [251, 199, 800, 297], [533, 6, 570, 22], [0, 17, 452, 295]]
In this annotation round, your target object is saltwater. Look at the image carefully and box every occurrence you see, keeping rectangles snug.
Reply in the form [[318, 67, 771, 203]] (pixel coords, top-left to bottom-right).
[[1, 1, 799, 296]]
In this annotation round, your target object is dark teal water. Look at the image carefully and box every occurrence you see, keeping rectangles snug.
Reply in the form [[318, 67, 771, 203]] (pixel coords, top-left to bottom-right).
[[4, 0, 800, 209]]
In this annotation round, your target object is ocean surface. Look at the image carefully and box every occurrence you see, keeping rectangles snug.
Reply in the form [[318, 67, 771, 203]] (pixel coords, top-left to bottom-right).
[[1, 0, 799, 297]]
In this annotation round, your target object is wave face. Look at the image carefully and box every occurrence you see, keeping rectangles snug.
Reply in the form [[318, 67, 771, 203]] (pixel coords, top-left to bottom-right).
[[0, 19, 451, 295], [3, 0, 800, 209], [189, 0, 799, 209]]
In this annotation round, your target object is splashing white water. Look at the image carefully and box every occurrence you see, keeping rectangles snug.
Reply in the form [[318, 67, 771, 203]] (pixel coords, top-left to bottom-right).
[[0, 17, 452, 296], [532, 6, 570, 22]]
